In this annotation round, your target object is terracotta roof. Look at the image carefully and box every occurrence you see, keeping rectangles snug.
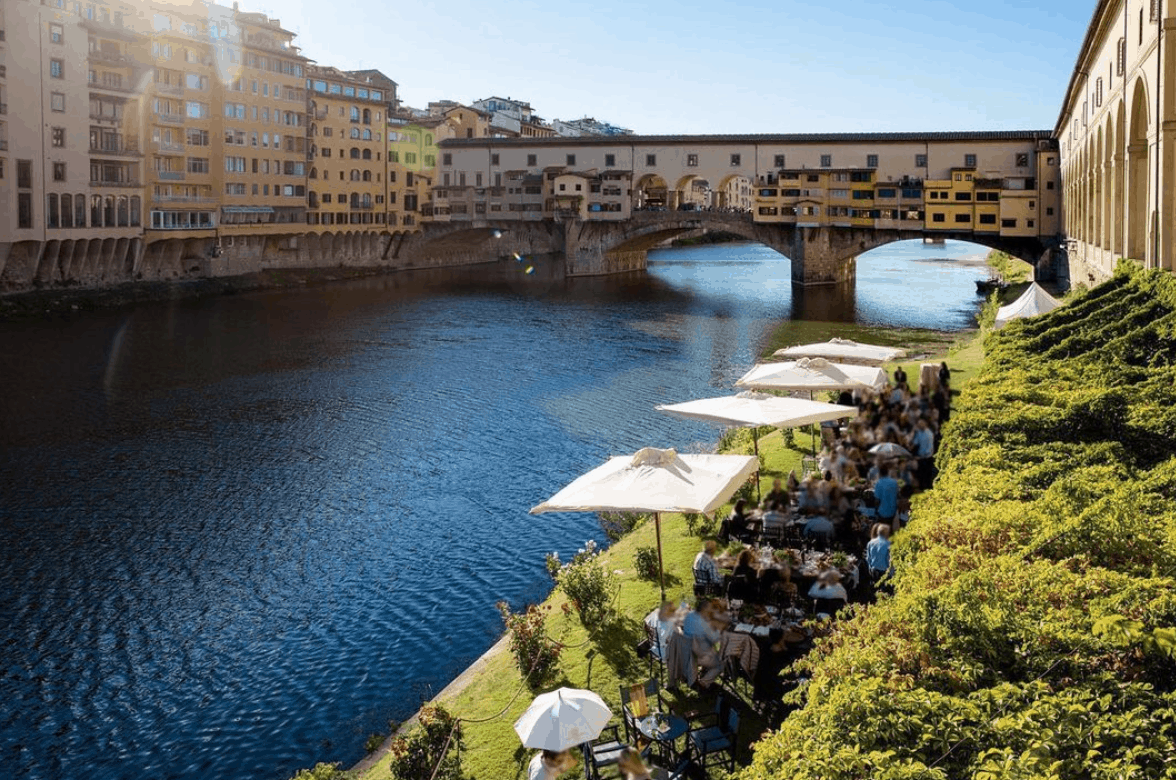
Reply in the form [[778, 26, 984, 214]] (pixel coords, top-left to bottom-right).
[[440, 131, 1055, 148]]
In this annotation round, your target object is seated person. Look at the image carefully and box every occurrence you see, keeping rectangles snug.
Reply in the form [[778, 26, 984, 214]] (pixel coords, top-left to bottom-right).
[[761, 501, 789, 534], [763, 478, 789, 508], [729, 550, 758, 601], [808, 569, 849, 604], [692, 540, 722, 591], [802, 512, 835, 541], [719, 498, 753, 543], [643, 600, 678, 659], [682, 598, 725, 689], [796, 479, 824, 514], [529, 749, 576, 780], [786, 469, 801, 492]]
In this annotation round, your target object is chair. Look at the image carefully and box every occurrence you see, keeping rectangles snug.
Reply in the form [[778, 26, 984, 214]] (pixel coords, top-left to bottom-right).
[[814, 596, 846, 616], [642, 621, 668, 685], [619, 679, 663, 746], [686, 706, 739, 773], [726, 573, 754, 603], [581, 724, 626, 780], [692, 569, 722, 598]]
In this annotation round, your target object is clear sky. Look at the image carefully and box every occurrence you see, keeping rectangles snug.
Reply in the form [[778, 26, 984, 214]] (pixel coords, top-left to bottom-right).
[[251, 0, 1095, 134]]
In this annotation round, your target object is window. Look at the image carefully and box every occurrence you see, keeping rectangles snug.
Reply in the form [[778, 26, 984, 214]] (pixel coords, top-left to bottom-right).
[[18, 160, 33, 189], [1117, 37, 1127, 76], [566, 154, 576, 166], [605, 154, 615, 167], [820, 154, 832, 167], [527, 154, 537, 166], [443, 153, 452, 166], [954, 213, 970, 223], [51, 93, 65, 112], [50, 59, 64, 79], [225, 182, 246, 195], [224, 156, 245, 172], [1046, 180, 1055, 190], [187, 157, 209, 174], [51, 127, 66, 148], [187, 101, 209, 119], [964, 154, 977, 167], [185, 73, 207, 90], [491, 153, 500, 166], [916, 154, 928, 167], [50, 24, 64, 43], [866, 154, 878, 168], [954, 192, 971, 201], [730, 154, 741, 166], [1001, 218, 1017, 228], [1015, 153, 1029, 168], [774, 154, 786, 168], [978, 213, 997, 225], [1027, 219, 1035, 228], [19, 193, 32, 228], [53, 162, 66, 181], [931, 212, 945, 223], [1046, 207, 1055, 216]]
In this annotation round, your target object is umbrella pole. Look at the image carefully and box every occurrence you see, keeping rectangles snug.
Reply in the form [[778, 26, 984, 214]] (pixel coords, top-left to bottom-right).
[[655, 511, 666, 602], [753, 428, 761, 504]]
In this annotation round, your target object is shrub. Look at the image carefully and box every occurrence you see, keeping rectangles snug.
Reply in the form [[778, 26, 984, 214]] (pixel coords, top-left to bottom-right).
[[364, 733, 383, 754], [598, 511, 647, 541], [286, 763, 354, 780], [496, 601, 561, 684], [633, 546, 660, 581], [555, 540, 618, 627], [387, 705, 466, 780]]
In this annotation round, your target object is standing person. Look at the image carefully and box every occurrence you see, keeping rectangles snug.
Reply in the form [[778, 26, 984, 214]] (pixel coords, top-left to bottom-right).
[[938, 361, 951, 389], [866, 524, 893, 589], [911, 418, 936, 490], [617, 748, 654, 780], [528, 749, 575, 780], [873, 465, 899, 525], [893, 364, 908, 388]]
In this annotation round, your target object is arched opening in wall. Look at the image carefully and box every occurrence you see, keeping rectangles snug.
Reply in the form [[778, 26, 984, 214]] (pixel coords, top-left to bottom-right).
[[716, 174, 752, 212], [853, 238, 1025, 330], [1104, 114, 1116, 253], [673, 175, 711, 211], [1113, 100, 1126, 256], [634, 174, 668, 210], [1094, 127, 1103, 250], [1128, 77, 1151, 263]]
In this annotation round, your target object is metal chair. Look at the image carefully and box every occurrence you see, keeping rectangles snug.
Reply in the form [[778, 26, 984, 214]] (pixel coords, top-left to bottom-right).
[[686, 706, 739, 774], [581, 724, 626, 780], [619, 679, 663, 746]]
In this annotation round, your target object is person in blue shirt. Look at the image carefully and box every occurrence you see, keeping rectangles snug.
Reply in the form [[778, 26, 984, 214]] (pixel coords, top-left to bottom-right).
[[866, 523, 892, 582], [873, 465, 899, 523], [682, 599, 725, 689], [911, 418, 936, 489]]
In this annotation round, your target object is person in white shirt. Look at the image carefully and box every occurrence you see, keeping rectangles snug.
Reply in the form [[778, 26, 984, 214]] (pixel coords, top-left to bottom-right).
[[644, 600, 678, 659], [808, 569, 849, 603], [692, 540, 722, 590], [528, 749, 575, 780]]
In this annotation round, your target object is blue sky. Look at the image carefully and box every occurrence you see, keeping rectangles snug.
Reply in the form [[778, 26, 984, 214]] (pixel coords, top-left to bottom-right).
[[256, 0, 1094, 134]]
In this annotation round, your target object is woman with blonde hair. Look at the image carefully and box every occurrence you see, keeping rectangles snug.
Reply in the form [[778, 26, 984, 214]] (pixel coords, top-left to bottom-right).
[[617, 747, 654, 780], [528, 748, 576, 780]]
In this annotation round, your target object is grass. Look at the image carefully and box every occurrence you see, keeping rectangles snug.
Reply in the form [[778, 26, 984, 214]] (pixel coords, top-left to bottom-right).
[[356, 328, 986, 780], [985, 248, 1034, 284]]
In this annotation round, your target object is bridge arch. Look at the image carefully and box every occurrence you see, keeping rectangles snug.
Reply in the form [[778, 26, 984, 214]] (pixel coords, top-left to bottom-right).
[[673, 174, 711, 210], [1128, 76, 1151, 262], [634, 174, 668, 210]]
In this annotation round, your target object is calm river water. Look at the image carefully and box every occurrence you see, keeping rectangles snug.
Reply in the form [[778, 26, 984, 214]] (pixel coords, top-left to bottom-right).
[[0, 240, 987, 780]]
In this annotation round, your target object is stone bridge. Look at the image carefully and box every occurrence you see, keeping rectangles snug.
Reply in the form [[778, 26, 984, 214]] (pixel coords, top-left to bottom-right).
[[414, 211, 1055, 285]]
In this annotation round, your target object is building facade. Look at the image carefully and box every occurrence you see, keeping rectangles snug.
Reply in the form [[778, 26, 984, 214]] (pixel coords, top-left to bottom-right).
[[1057, 0, 1175, 281]]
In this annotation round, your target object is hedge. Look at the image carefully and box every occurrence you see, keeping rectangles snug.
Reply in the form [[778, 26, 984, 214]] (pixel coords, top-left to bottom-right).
[[740, 263, 1176, 780]]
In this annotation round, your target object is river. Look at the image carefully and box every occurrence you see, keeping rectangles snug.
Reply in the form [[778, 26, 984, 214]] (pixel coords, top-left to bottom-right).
[[0, 239, 988, 780]]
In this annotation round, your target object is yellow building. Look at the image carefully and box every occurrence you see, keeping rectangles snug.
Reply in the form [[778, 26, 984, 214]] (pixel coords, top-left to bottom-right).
[[306, 65, 389, 230]]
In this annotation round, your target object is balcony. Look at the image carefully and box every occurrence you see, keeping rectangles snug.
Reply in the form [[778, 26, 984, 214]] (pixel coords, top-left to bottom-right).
[[156, 170, 185, 180], [154, 195, 215, 203], [89, 81, 135, 96], [90, 141, 142, 158], [155, 83, 184, 96], [155, 113, 184, 125], [89, 112, 125, 125], [153, 141, 186, 155], [88, 49, 131, 65], [90, 179, 141, 188]]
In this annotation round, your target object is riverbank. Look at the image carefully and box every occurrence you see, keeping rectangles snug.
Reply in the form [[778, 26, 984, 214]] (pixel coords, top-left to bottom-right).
[[339, 320, 987, 780]]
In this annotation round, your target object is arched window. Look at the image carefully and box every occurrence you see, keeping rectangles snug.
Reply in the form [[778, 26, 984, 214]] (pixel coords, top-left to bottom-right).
[[61, 194, 73, 228], [130, 196, 140, 227], [310, 167, 317, 179], [350, 127, 359, 139], [117, 196, 129, 227], [362, 108, 371, 125], [350, 106, 359, 122], [362, 148, 372, 160], [47, 194, 60, 228], [350, 169, 359, 181], [91, 195, 102, 227], [362, 129, 371, 141], [362, 193, 372, 208], [104, 196, 115, 227], [309, 191, 318, 208], [362, 170, 371, 182], [350, 147, 359, 159], [350, 192, 359, 208], [311, 123, 318, 137], [76, 193, 87, 227]]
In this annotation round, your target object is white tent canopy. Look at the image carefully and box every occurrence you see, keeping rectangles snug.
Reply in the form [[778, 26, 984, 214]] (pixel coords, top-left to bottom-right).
[[994, 283, 1062, 329], [530, 448, 759, 516], [773, 338, 905, 365], [735, 358, 888, 393], [656, 392, 858, 429]]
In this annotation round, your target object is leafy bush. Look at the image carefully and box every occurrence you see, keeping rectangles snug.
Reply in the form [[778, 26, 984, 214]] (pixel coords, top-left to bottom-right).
[[633, 546, 660, 581], [286, 763, 354, 780], [684, 512, 716, 538], [387, 705, 466, 780], [554, 540, 618, 627], [364, 733, 383, 754], [496, 601, 561, 685], [598, 511, 648, 541]]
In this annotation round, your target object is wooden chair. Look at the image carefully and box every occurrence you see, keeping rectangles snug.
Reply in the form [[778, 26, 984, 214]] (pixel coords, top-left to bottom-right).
[[619, 679, 662, 746]]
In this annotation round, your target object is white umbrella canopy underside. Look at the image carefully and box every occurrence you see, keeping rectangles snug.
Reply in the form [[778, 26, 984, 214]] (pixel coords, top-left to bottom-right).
[[773, 338, 906, 365], [735, 358, 888, 393], [529, 448, 759, 516], [656, 392, 858, 429], [514, 687, 613, 751]]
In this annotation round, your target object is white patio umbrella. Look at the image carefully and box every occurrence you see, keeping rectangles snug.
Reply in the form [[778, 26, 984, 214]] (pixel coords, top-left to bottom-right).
[[530, 448, 759, 599], [655, 392, 858, 499], [773, 338, 906, 366], [869, 442, 912, 459], [514, 687, 613, 751], [735, 357, 888, 393]]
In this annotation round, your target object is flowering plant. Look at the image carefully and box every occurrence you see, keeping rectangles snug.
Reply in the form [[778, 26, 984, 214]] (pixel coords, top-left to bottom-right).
[[551, 540, 616, 627], [496, 601, 561, 685]]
